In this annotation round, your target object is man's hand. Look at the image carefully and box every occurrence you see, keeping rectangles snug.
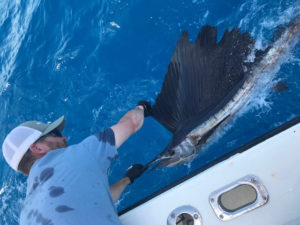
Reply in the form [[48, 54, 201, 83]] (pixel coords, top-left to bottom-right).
[[137, 101, 152, 117], [125, 164, 147, 184]]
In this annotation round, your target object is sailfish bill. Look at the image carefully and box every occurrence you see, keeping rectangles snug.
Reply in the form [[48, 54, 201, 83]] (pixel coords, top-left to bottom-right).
[[147, 16, 300, 169]]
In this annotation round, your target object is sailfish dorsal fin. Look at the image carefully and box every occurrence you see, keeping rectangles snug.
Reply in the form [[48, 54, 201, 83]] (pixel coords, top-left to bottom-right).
[[151, 25, 255, 144]]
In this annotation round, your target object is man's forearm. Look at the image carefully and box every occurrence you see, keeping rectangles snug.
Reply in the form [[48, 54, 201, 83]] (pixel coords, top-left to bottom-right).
[[111, 106, 144, 149], [119, 106, 144, 133], [109, 177, 131, 202]]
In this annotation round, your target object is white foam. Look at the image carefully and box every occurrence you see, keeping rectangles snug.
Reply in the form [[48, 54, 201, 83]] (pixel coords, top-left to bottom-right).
[[236, 1, 300, 117], [192, 0, 205, 4], [259, 6, 299, 29], [0, 177, 26, 225], [0, 1, 9, 27], [94, 0, 132, 44], [116, 190, 130, 208], [241, 0, 300, 39], [54, 48, 80, 71], [288, 49, 300, 66], [110, 21, 120, 29], [0, 0, 41, 95], [0, 185, 7, 195], [203, 10, 209, 19]]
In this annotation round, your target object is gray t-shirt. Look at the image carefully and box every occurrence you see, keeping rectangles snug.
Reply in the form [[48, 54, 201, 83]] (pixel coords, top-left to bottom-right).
[[20, 128, 122, 225]]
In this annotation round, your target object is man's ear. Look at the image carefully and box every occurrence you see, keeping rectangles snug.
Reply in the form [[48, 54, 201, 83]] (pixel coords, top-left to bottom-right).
[[29, 143, 47, 155], [29, 142, 49, 159], [29, 143, 40, 154]]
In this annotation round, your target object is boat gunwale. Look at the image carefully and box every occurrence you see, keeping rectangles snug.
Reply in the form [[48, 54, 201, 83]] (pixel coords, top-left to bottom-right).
[[119, 115, 300, 216]]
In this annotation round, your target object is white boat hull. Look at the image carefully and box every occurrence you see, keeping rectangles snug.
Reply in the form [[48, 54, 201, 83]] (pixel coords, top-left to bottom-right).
[[120, 117, 300, 225]]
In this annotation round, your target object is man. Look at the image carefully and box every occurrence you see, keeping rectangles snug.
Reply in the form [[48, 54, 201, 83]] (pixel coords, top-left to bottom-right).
[[2, 101, 151, 225]]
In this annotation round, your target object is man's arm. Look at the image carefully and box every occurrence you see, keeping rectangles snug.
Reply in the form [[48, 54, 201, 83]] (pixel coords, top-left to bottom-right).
[[111, 105, 144, 149], [109, 177, 131, 203], [110, 164, 147, 202]]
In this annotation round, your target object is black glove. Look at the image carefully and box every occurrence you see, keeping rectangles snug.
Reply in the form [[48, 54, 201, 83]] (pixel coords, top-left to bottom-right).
[[125, 164, 147, 184], [137, 101, 152, 117]]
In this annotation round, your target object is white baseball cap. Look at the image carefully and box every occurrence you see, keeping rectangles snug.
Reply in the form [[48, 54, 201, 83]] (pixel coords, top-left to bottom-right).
[[2, 116, 65, 171]]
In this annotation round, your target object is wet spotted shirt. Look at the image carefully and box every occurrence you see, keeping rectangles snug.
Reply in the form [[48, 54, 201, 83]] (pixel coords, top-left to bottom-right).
[[20, 128, 122, 225]]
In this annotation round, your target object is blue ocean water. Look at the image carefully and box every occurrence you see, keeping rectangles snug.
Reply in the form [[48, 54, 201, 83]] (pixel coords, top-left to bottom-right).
[[0, 0, 299, 224]]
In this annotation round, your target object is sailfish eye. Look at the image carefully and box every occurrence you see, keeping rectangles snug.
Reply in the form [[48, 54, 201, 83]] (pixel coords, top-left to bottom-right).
[[169, 150, 175, 156]]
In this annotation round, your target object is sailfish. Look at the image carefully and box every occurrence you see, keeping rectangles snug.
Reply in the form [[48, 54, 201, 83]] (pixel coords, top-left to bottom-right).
[[146, 16, 300, 169]]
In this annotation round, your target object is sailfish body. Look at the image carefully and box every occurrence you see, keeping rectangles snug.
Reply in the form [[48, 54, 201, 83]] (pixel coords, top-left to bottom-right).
[[148, 17, 300, 169]]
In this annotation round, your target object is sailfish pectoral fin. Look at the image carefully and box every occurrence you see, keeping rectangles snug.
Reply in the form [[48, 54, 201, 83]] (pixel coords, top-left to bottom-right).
[[148, 158, 171, 171], [196, 115, 230, 147], [144, 154, 174, 171]]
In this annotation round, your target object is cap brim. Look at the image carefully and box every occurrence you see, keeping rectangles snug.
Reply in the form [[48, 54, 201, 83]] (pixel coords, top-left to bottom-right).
[[42, 116, 65, 135]]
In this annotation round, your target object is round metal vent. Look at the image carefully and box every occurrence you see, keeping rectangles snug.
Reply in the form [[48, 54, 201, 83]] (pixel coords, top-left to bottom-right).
[[167, 205, 202, 225]]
